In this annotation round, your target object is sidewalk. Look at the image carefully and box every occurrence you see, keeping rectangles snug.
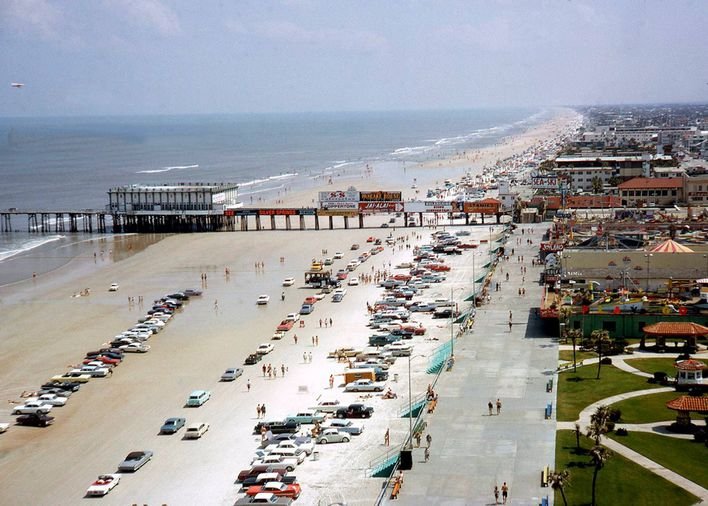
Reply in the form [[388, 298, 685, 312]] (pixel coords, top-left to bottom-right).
[[390, 223, 558, 505]]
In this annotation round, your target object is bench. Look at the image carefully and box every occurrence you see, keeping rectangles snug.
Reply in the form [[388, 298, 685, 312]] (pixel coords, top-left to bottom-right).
[[544, 403, 553, 420], [541, 465, 550, 487]]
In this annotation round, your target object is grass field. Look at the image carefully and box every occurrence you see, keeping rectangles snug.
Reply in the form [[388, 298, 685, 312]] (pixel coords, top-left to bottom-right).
[[556, 364, 661, 421], [559, 350, 597, 364], [607, 431, 708, 490], [554, 431, 698, 506], [625, 357, 678, 377], [609, 390, 680, 424]]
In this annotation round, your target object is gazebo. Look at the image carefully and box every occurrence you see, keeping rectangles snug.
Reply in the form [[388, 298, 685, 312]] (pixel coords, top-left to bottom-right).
[[675, 359, 707, 388], [666, 395, 708, 431], [641, 321, 708, 351]]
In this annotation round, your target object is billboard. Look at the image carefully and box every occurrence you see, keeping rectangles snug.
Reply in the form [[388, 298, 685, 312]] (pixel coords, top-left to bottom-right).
[[531, 173, 559, 189], [358, 202, 404, 213], [317, 209, 359, 217], [225, 209, 259, 217], [359, 191, 402, 202], [463, 200, 501, 215], [318, 190, 359, 202], [320, 201, 359, 211], [404, 200, 456, 213]]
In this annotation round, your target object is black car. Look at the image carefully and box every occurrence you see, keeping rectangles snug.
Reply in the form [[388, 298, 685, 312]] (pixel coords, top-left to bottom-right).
[[241, 473, 298, 487], [87, 349, 123, 360], [166, 292, 189, 300], [16, 413, 55, 427], [183, 289, 202, 297], [41, 381, 81, 392], [335, 403, 374, 419], [38, 387, 73, 398], [432, 308, 454, 319], [253, 420, 301, 435], [244, 353, 262, 365]]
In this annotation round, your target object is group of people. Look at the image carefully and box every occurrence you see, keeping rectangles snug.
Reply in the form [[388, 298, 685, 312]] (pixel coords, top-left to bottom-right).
[[487, 398, 502, 416], [261, 363, 287, 378], [493, 482, 510, 504]]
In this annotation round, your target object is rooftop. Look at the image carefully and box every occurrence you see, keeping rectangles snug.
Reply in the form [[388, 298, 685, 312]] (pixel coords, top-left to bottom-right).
[[666, 396, 708, 413], [617, 178, 683, 190], [643, 322, 708, 337]]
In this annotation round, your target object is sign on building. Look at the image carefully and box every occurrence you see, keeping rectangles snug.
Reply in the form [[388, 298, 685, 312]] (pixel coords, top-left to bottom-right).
[[404, 201, 457, 213], [531, 173, 559, 189], [358, 202, 404, 213], [359, 191, 402, 202], [318, 190, 359, 202]]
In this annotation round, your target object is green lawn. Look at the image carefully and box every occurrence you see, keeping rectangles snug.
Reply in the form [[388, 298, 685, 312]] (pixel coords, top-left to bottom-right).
[[557, 364, 661, 421], [607, 431, 708, 490], [625, 358, 677, 377], [555, 431, 698, 506], [559, 350, 597, 364], [609, 391, 680, 424]]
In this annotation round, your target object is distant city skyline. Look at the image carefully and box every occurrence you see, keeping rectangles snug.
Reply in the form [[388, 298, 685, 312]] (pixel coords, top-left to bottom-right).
[[1, 0, 707, 117]]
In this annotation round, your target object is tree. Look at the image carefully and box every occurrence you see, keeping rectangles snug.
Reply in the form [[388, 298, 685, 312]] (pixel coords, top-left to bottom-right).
[[589, 445, 612, 506], [550, 469, 571, 506], [574, 422, 582, 450], [568, 329, 583, 373], [590, 329, 611, 379], [591, 176, 603, 195], [586, 405, 612, 445]]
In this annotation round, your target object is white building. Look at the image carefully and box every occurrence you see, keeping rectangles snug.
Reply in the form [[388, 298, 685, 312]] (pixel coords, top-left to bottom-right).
[[107, 183, 240, 214]]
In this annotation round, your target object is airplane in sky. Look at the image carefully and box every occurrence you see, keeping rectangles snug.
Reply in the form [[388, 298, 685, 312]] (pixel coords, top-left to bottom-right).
[[10, 83, 25, 88]]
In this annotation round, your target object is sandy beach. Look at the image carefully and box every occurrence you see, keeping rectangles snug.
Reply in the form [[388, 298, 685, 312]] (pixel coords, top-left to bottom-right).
[[0, 110, 579, 505]]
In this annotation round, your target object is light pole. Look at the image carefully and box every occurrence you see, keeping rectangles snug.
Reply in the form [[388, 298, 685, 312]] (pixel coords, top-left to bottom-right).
[[489, 226, 493, 266], [407, 353, 425, 449], [644, 253, 653, 292]]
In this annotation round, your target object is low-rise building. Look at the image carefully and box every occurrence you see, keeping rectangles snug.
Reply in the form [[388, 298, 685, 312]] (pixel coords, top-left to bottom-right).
[[617, 178, 683, 207]]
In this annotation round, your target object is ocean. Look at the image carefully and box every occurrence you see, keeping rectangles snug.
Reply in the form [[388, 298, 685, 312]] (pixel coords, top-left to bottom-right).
[[0, 108, 548, 283]]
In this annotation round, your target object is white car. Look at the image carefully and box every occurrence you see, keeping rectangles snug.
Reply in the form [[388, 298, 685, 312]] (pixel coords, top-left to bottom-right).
[[385, 341, 413, 356], [30, 394, 67, 407], [0, 422, 9, 433], [184, 422, 210, 439], [85, 474, 121, 497], [75, 365, 110, 377], [348, 277, 359, 286], [119, 342, 150, 353], [256, 343, 274, 355], [108, 283, 119, 292], [333, 252, 344, 259], [251, 455, 299, 472], [344, 379, 386, 392], [282, 277, 296, 287], [143, 319, 165, 328], [12, 401, 53, 415], [257, 295, 270, 305], [285, 312, 300, 323]]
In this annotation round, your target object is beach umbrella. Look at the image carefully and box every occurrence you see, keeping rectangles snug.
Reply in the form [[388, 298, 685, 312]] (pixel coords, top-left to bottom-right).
[[649, 239, 694, 253]]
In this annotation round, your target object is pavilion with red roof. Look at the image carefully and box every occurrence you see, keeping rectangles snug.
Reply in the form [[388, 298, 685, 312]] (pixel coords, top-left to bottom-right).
[[641, 321, 708, 350]]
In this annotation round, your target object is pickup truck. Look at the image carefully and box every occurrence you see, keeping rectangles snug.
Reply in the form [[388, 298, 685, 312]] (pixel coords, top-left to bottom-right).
[[283, 411, 327, 425]]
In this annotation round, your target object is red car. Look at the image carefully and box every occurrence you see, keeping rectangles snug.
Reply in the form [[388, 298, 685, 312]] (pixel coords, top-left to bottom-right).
[[83, 355, 120, 366], [366, 236, 375, 243], [303, 296, 318, 305], [246, 482, 302, 499], [458, 243, 478, 249], [336, 270, 348, 280], [392, 274, 412, 281], [402, 324, 426, 335], [277, 320, 294, 331], [428, 264, 451, 272]]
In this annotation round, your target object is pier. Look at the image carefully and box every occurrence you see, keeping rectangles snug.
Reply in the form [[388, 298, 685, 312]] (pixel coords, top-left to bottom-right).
[[0, 210, 108, 233]]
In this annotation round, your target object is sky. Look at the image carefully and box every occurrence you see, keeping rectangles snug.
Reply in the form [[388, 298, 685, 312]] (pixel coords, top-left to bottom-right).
[[1, 0, 707, 116]]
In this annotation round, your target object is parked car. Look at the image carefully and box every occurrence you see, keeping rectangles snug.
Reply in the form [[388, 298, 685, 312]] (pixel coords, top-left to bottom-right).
[[283, 411, 327, 425], [257, 343, 275, 355], [344, 379, 385, 392], [234, 492, 294, 505], [85, 474, 121, 497], [41, 381, 80, 392], [245, 353, 263, 365], [253, 420, 301, 435], [221, 367, 244, 381], [183, 288, 202, 296], [12, 401, 52, 415], [316, 428, 351, 444], [31, 394, 67, 407], [348, 277, 359, 286], [108, 283, 119, 292], [160, 417, 186, 434], [257, 295, 271, 305], [241, 472, 298, 488], [282, 277, 295, 287], [51, 373, 90, 383], [15, 413, 54, 427], [186, 390, 211, 407], [277, 320, 294, 331], [117, 450, 153, 472], [120, 342, 150, 353], [321, 418, 364, 435], [251, 455, 299, 472], [333, 252, 344, 259], [433, 308, 454, 318], [335, 403, 374, 419], [184, 422, 210, 439], [284, 312, 300, 323], [299, 304, 314, 315], [309, 399, 342, 413], [246, 482, 301, 500], [236, 465, 290, 483], [265, 439, 315, 456], [350, 244, 360, 250]]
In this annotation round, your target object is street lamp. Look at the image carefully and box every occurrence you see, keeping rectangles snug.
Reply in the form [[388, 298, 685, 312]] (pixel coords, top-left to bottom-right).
[[644, 253, 653, 292], [407, 353, 426, 450]]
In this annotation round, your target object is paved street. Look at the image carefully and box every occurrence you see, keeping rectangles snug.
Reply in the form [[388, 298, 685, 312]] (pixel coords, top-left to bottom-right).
[[391, 223, 558, 505]]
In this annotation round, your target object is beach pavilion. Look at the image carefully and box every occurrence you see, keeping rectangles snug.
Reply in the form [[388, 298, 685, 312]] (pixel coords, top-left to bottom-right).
[[640, 321, 708, 351], [665, 395, 708, 431]]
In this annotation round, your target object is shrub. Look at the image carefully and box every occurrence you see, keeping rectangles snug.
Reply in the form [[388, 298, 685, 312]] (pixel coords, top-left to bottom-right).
[[606, 421, 616, 432], [653, 372, 668, 382], [615, 427, 628, 436], [609, 408, 622, 422], [694, 429, 706, 443], [600, 357, 613, 365]]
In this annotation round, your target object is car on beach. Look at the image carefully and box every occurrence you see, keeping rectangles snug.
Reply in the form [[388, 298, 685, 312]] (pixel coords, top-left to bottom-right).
[[119, 342, 150, 353], [333, 252, 344, 259], [321, 418, 364, 435], [245, 353, 262, 365], [74, 365, 110, 377], [41, 381, 80, 392], [108, 283, 119, 292], [118, 451, 153, 472], [234, 492, 294, 505], [277, 320, 294, 331], [323, 257, 333, 265], [309, 399, 342, 413], [299, 304, 314, 315], [335, 403, 375, 418], [272, 331, 285, 340], [221, 368, 244, 381], [12, 401, 53, 415], [282, 277, 295, 287], [284, 312, 300, 323], [257, 343, 275, 355], [51, 373, 91, 383], [186, 390, 211, 407], [257, 295, 271, 305], [348, 277, 359, 286], [83, 355, 120, 366], [160, 417, 186, 434], [246, 482, 302, 500], [183, 288, 202, 296], [184, 422, 210, 439], [85, 474, 121, 497], [241, 472, 298, 488], [316, 428, 351, 444], [16, 413, 54, 427], [31, 394, 67, 407], [251, 455, 299, 472], [350, 244, 359, 250], [336, 270, 348, 280], [283, 411, 327, 425], [344, 379, 385, 392], [38, 387, 73, 398], [253, 421, 301, 435]]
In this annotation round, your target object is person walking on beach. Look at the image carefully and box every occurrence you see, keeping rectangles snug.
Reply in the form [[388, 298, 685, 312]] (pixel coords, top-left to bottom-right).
[[426, 433, 432, 448], [293, 334, 298, 344], [262, 364, 266, 377], [508, 320, 513, 332], [501, 482, 508, 504], [415, 432, 422, 447], [261, 404, 266, 418], [319, 318, 323, 328], [308, 351, 312, 362], [488, 400, 494, 416], [281, 364, 286, 376], [384, 428, 390, 446], [256, 404, 261, 418], [329, 317, 333, 327], [494, 485, 500, 504], [496, 398, 502, 415], [247, 379, 251, 392], [329, 374, 334, 389], [424, 446, 430, 462]]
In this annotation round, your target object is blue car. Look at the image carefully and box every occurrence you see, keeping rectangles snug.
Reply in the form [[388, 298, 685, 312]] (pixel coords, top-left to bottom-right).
[[300, 304, 314, 314], [160, 417, 186, 434]]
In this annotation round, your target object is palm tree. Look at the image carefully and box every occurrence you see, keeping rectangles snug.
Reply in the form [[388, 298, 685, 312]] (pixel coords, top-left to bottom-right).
[[549, 469, 571, 506], [589, 445, 612, 506], [590, 329, 611, 379], [574, 422, 582, 450], [568, 328, 583, 373], [586, 405, 611, 445]]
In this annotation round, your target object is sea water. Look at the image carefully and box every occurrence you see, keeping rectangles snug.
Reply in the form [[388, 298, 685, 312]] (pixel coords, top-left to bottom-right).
[[0, 108, 548, 282]]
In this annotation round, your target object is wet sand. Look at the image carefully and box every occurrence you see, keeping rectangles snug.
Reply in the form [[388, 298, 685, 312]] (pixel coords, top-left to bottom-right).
[[0, 110, 578, 505]]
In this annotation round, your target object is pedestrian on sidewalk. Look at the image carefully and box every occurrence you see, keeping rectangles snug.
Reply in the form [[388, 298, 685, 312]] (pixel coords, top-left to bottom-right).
[[426, 433, 432, 448], [384, 428, 390, 446], [496, 398, 502, 415], [494, 485, 500, 504], [256, 404, 261, 418], [424, 446, 430, 462], [488, 400, 493, 416], [502, 482, 508, 504], [329, 374, 334, 388], [415, 432, 422, 447]]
